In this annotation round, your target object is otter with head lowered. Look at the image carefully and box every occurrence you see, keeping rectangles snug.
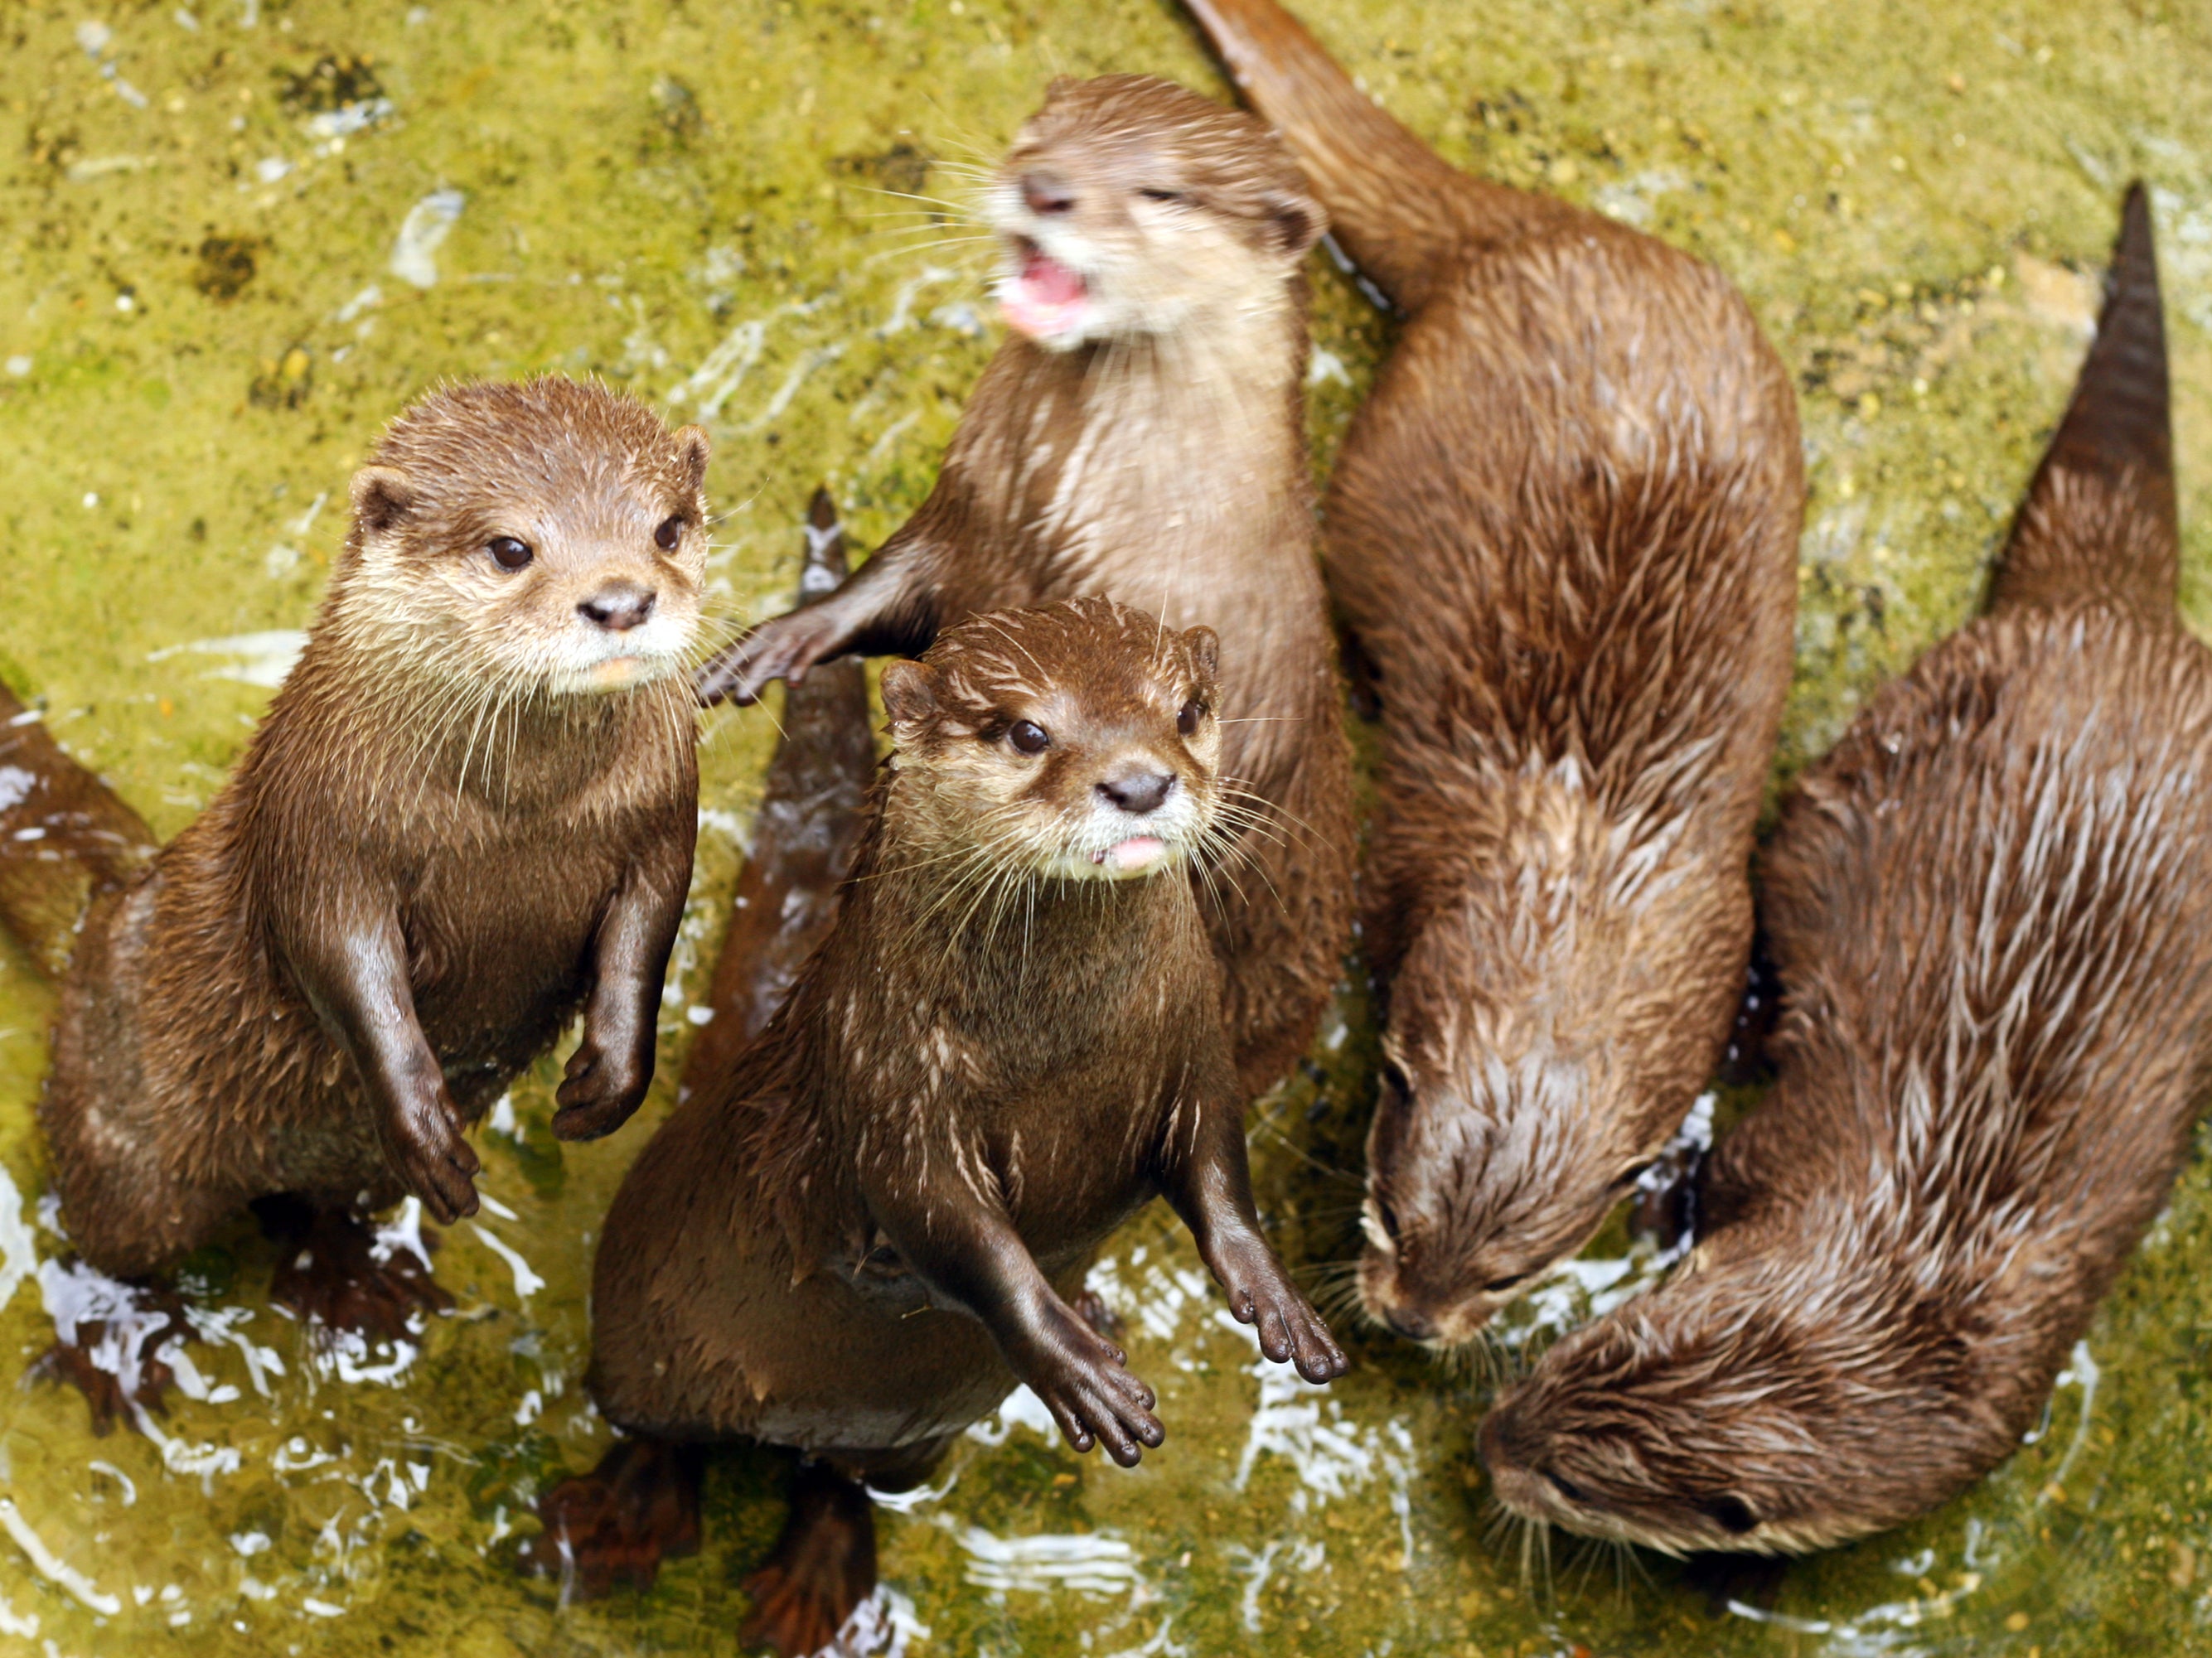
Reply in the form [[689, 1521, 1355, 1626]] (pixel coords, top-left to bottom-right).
[[1482, 187, 2212, 1555], [697, 73, 1355, 1102], [34, 377, 707, 1332], [535, 598, 1344, 1655], [1181, 0, 1803, 1346]]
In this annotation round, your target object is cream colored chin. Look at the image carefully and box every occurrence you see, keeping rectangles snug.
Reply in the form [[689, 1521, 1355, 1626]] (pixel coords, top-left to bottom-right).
[[549, 654, 670, 695]]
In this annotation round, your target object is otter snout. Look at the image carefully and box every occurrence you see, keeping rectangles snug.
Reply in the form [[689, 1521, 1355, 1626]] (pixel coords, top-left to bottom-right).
[[1021, 169, 1076, 216], [1097, 768, 1174, 815], [578, 581, 656, 633]]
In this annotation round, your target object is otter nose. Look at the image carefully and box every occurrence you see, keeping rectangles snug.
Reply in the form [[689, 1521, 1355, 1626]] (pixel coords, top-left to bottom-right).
[[1098, 770, 1174, 816], [578, 581, 656, 633], [1021, 170, 1077, 216], [1381, 1303, 1435, 1341]]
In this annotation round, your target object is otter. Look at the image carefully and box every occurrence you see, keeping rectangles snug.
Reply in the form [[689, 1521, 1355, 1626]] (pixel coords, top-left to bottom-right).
[[529, 598, 1344, 1655], [1480, 186, 2212, 1556], [30, 378, 708, 1360], [1180, 0, 1803, 1343], [0, 686, 159, 981], [678, 487, 875, 1105], [695, 73, 1356, 1101]]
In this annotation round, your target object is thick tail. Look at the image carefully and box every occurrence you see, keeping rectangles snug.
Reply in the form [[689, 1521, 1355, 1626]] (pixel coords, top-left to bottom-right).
[[1990, 182, 2177, 623], [1180, 0, 1527, 310], [0, 679, 157, 979], [678, 487, 877, 1100]]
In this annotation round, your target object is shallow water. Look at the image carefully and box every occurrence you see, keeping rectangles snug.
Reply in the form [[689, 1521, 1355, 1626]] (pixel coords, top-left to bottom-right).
[[2, 1, 2211, 1654]]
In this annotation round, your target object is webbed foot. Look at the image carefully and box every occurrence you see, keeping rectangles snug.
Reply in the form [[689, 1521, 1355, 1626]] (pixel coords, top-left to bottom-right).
[[31, 1261, 188, 1435], [256, 1196, 452, 1342], [517, 1436, 703, 1601], [739, 1461, 878, 1658]]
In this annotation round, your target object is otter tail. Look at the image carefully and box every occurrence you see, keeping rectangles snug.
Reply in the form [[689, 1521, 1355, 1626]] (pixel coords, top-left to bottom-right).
[[1990, 182, 2178, 623], [1181, 0, 1520, 311], [0, 679, 157, 979], [678, 487, 876, 1102]]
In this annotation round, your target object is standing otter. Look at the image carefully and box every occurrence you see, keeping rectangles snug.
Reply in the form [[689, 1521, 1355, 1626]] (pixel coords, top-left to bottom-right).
[[695, 74, 1355, 1100], [532, 598, 1345, 1654], [678, 487, 875, 1103], [1180, 0, 1803, 1342], [1481, 187, 2211, 1555], [31, 378, 708, 1349]]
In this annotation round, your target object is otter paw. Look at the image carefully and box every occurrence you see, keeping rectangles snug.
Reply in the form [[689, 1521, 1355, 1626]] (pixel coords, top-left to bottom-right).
[[261, 1202, 452, 1344], [551, 1039, 651, 1141], [739, 1464, 876, 1658], [1222, 1264, 1348, 1384], [1024, 1303, 1163, 1467], [32, 1267, 188, 1436], [697, 611, 842, 708], [517, 1439, 701, 1602], [382, 1100, 480, 1224]]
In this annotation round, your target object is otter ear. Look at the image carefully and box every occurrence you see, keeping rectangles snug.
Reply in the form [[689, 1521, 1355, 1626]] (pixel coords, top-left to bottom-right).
[[880, 660, 939, 732], [1182, 624, 1221, 684], [350, 466, 414, 536], [673, 423, 711, 496], [1263, 189, 1326, 260]]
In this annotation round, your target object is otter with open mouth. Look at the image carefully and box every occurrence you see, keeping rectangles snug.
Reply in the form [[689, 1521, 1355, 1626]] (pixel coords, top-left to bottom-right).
[[695, 73, 1355, 1103], [26, 379, 707, 1381], [1481, 186, 2212, 1557], [530, 597, 1345, 1654]]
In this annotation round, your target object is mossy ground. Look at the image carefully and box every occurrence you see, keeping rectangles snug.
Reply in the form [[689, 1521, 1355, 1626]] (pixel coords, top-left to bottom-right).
[[2, 2, 2210, 1654]]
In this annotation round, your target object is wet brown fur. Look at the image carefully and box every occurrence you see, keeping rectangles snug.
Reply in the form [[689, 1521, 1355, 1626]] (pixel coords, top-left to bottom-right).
[[1481, 186, 2212, 1556], [36, 377, 709, 1278], [696, 74, 1356, 1100], [679, 488, 875, 1103], [1181, 0, 1803, 1343], [569, 599, 1343, 1648]]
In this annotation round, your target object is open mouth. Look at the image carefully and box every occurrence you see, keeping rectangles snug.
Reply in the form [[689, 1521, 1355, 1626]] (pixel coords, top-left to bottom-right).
[[1090, 834, 1165, 873], [1000, 237, 1091, 340]]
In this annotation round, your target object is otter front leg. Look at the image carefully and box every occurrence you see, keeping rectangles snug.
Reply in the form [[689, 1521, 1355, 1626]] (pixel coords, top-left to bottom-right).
[[1156, 1084, 1348, 1385], [695, 526, 941, 707], [872, 1183, 1164, 1466], [554, 828, 695, 1143], [290, 903, 482, 1224]]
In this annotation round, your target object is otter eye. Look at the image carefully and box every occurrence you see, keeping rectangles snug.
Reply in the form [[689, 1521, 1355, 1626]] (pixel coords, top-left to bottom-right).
[[653, 515, 684, 551], [1139, 186, 1185, 204], [1543, 1469, 1589, 1506], [1378, 1058, 1412, 1102], [1372, 1195, 1402, 1242], [1009, 720, 1050, 755], [1484, 1269, 1532, 1295], [1700, 1493, 1759, 1535], [486, 536, 534, 572], [1177, 699, 1206, 737]]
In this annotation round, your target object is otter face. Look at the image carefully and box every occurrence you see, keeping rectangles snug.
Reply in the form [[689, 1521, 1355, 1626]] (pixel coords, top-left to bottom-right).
[[987, 74, 1323, 351], [341, 378, 710, 698], [881, 597, 1222, 882], [1356, 1018, 1650, 1348], [1476, 1254, 1999, 1558]]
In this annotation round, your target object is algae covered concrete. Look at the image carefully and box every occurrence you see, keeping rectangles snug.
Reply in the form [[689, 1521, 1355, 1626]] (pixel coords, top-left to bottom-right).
[[2, 1, 2211, 1654]]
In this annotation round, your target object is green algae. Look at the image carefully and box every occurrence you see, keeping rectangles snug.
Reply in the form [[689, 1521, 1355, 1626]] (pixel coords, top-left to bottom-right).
[[2, 1, 2211, 1654]]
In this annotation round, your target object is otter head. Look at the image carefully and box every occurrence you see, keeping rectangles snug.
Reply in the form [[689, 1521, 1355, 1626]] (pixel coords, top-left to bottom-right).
[[988, 73, 1324, 350], [879, 596, 1222, 882], [1356, 790, 1738, 1346], [338, 377, 710, 697], [1477, 1208, 2008, 1557]]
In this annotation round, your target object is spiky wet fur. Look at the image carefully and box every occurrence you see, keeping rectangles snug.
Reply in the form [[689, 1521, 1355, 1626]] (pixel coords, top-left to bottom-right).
[[38, 377, 706, 1274], [1481, 186, 2212, 1557], [1179, 0, 1803, 1342]]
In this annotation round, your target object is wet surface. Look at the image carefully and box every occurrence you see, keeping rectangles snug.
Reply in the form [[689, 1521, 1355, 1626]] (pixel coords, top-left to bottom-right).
[[2, 1, 2211, 1654]]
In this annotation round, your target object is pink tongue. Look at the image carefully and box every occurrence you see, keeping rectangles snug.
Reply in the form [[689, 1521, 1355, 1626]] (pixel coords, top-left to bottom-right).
[[1002, 249, 1089, 337]]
